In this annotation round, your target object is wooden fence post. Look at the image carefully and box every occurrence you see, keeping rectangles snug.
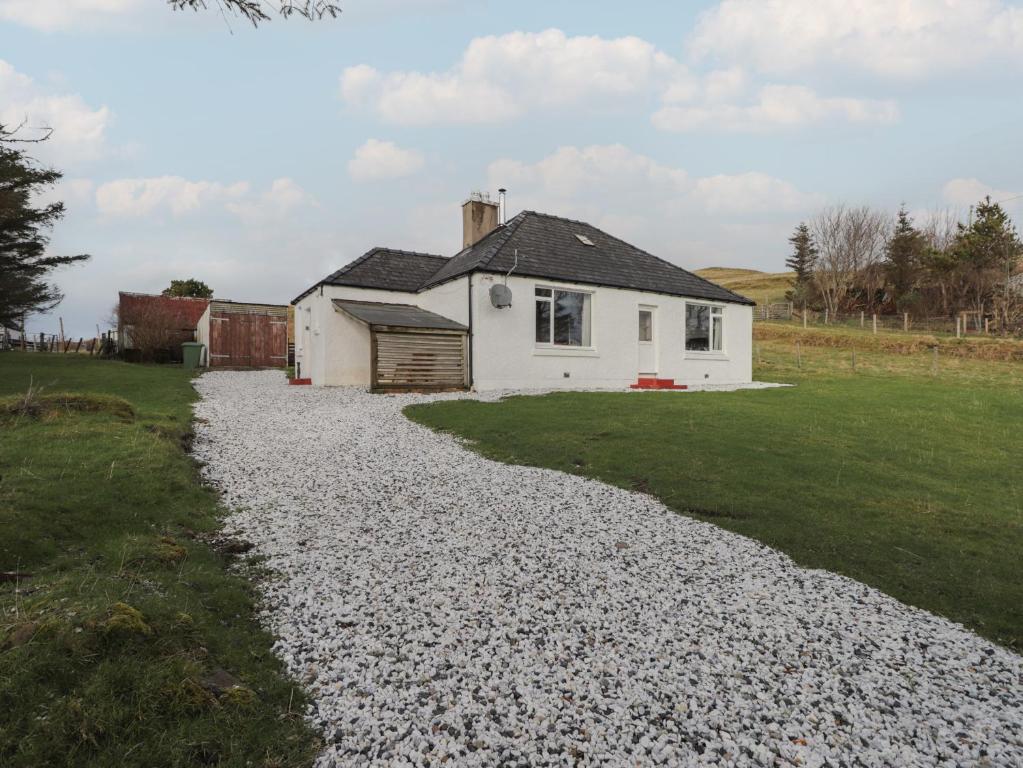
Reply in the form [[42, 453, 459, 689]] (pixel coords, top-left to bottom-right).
[[803, 304, 807, 329], [860, 311, 864, 328], [903, 312, 909, 332], [984, 318, 990, 334], [872, 314, 877, 335], [956, 316, 961, 338], [932, 346, 938, 375]]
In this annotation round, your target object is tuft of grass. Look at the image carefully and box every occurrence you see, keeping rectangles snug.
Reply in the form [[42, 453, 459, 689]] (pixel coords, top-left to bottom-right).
[[0, 352, 318, 768], [407, 340, 1023, 651], [0, 390, 135, 422]]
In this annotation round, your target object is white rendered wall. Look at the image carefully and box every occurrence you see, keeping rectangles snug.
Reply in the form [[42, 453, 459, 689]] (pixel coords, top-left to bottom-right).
[[469, 273, 752, 391], [293, 278, 468, 387]]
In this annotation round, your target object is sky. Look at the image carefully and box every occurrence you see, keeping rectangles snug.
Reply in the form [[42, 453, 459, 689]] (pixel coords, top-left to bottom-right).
[[2, 0, 1022, 337]]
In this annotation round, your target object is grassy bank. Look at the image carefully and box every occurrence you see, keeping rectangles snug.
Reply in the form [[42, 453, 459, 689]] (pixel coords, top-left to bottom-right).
[[407, 335, 1023, 651], [694, 267, 794, 306], [0, 353, 317, 767]]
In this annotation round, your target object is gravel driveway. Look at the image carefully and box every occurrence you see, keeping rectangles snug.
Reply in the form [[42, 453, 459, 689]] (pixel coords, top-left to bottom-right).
[[192, 371, 1022, 767]]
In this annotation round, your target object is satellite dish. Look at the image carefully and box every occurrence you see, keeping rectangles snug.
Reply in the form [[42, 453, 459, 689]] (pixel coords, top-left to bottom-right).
[[490, 283, 512, 308]]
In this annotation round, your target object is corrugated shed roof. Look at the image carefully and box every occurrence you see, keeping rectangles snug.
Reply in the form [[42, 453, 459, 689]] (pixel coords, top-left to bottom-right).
[[117, 292, 209, 329], [332, 300, 467, 331]]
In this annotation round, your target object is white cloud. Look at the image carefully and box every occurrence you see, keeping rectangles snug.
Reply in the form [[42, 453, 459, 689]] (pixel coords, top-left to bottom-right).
[[690, 0, 1023, 77], [227, 178, 316, 222], [340, 28, 679, 124], [96, 176, 249, 217], [95, 175, 319, 223], [654, 84, 898, 132], [0, 60, 111, 164], [942, 178, 1021, 208], [0, 0, 143, 32], [691, 172, 820, 213], [487, 144, 819, 265], [348, 139, 425, 181]]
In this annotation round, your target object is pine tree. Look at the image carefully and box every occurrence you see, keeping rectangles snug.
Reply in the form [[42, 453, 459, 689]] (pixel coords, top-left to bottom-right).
[[0, 125, 90, 329], [884, 206, 927, 309], [786, 222, 817, 290], [952, 196, 1023, 314]]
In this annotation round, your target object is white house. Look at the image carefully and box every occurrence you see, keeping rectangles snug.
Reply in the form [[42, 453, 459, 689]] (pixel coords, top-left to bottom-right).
[[292, 193, 754, 392]]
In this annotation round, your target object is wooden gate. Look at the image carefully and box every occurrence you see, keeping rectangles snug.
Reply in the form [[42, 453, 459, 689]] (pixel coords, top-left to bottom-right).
[[209, 302, 288, 368], [371, 328, 468, 391]]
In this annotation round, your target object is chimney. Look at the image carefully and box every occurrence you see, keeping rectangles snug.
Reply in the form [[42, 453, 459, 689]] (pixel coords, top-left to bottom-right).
[[462, 191, 499, 249]]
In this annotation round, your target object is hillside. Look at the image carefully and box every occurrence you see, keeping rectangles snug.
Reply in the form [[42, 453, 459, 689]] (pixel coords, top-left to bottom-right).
[[696, 268, 794, 306]]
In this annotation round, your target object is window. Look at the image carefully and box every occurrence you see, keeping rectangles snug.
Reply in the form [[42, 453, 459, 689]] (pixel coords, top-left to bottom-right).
[[638, 310, 652, 342], [685, 303, 723, 352], [535, 286, 591, 346]]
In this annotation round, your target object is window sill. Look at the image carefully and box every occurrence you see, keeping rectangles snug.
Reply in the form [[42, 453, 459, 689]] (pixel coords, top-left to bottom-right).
[[684, 351, 729, 361], [533, 346, 599, 358]]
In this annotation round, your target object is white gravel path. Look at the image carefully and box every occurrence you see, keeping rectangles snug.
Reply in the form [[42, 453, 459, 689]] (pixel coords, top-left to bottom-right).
[[192, 370, 1022, 768]]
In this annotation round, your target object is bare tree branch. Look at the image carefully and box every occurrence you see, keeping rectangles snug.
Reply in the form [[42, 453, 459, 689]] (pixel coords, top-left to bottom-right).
[[169, 0, 341, 27]]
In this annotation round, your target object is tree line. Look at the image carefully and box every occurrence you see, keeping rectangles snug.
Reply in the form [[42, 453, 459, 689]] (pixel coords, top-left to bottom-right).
[[786, 199, 1023, 331]]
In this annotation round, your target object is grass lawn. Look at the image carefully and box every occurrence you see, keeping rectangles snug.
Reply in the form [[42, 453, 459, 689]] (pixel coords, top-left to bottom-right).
[[0, 353, 318, 767], [406, 334, 1023, 651]]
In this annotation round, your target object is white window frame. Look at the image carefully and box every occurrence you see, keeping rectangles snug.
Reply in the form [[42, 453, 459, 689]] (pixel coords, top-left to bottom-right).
[[684, 301, 727, 358], [533, 284, 596, 355]]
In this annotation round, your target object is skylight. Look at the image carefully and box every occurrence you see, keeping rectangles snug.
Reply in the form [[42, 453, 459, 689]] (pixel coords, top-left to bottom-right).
[[575, 234, 595, 246]]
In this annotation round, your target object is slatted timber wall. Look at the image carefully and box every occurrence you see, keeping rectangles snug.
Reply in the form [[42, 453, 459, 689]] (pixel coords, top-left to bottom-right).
[[371, 328, 468, 391]]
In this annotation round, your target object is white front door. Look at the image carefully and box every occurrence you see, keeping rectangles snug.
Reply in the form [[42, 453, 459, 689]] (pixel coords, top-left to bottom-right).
[[638, 307, 656, 375]]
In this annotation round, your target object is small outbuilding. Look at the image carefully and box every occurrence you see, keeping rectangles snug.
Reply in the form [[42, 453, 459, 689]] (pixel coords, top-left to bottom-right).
[[195, 300, 288, 368], [332, 299, 469, 391]]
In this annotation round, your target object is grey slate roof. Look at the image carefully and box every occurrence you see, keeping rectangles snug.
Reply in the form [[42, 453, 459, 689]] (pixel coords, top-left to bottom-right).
[[332, 299, 467, 332], [421, 211, 753, 305], [292, 248, 448, 303], [294, 211, 753, 306]]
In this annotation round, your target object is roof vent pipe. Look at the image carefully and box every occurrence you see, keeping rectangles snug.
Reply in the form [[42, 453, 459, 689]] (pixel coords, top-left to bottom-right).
[[498, 188, 507, 225]]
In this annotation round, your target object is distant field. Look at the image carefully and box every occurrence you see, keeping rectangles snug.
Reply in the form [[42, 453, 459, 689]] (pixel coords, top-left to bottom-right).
[[696, 267, 794, 306]]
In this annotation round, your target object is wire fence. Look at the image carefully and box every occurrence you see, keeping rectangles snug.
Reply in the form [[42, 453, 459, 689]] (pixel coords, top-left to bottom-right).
[[1, 328, 118, 355], [754, 305, 1019, 338]]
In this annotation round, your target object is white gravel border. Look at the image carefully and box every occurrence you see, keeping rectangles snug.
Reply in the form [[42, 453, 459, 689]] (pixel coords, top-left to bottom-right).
[[192, 371, 1021, 767]]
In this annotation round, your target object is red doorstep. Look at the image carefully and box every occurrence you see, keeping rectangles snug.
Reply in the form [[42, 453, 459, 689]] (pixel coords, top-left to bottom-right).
[[630, 378, 688, 390], [288, 378, 312, 386]]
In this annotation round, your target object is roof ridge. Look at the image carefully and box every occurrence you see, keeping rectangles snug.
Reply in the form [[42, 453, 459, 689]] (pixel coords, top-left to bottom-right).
[[475, 212, 530, 270], [371, 247, 449, 260]]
